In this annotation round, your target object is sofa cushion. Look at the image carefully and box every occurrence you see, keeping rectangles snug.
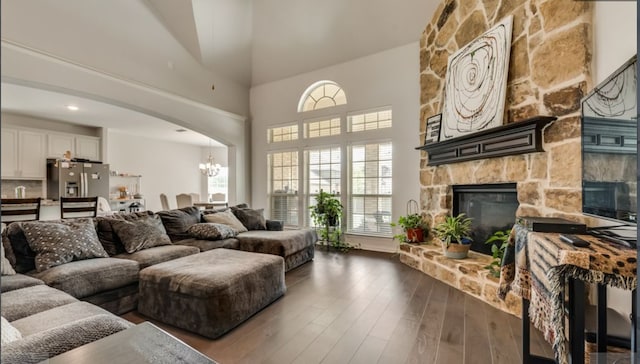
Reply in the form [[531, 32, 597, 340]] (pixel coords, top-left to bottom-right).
[[156, 207, 201, 242], [187, 223, 237, 240], [11, 301, 116, 337], [1, 316, 22, 344], [22, 219, 109, 272], [1, 314, 133, 364], [231, 207, 267, 230], [114, 245, 199, 270], [110, 215, 172, 253], [95, 211, 154, 255], [236, 229, 318, 257], [0, 273, 44, 292], [173, 237, 240, 252], [1, 285, 78, 321], [2, 222, 37, 273], [29, 258, 139, 299], [202, 210, 247, 233], [1, 243, 16, 276]]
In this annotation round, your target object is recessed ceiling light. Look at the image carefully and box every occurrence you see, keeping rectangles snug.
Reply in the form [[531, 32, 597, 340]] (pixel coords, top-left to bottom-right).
[[175, 129, 187, 133], [67, 105, 79, 111]]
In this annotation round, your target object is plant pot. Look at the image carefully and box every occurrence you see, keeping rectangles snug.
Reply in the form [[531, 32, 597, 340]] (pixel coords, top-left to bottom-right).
[[406, 228, 424, 243], [443, 242, 471, 259]]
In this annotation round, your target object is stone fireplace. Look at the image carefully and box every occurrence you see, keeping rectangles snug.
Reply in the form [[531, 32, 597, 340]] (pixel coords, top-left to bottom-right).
[[400, 0, 596, 316]]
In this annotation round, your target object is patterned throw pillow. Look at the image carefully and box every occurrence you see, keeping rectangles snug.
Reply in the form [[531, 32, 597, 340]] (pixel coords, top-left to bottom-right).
[[110, 215, 172, 253], [187, 223, 237, 240], [22, 219, 109, 273], [231, 207, 267, 231], [202, 210, 248, 233]]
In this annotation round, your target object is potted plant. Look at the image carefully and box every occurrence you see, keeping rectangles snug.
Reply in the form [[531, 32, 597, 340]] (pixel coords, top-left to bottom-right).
[[391, 213, 428, 243], [484, 229, 511, 278], [309, 190, 347, 249], [433, 213, 473, 259]]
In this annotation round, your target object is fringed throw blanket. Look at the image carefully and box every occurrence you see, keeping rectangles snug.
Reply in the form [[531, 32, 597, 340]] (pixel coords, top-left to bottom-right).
[[498, 224, 637, 364]]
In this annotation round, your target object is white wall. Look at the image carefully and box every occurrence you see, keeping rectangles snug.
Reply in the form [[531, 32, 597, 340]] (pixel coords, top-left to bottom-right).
[[593, 1, 637, 83], [106, 131, 202, 212], [250, 43, 421, 252], [592, 2, 637, 319]]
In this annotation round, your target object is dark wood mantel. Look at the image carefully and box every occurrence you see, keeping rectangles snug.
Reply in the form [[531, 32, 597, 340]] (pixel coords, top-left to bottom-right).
[[416, 115, 557, 166]]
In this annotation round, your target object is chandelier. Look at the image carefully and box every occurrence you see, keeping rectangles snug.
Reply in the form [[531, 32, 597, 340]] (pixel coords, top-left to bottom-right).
[[199, 140, 221, 177]]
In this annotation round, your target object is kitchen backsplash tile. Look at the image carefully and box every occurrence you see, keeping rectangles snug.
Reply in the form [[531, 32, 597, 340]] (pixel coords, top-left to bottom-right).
[[1, 180, 44, 198]]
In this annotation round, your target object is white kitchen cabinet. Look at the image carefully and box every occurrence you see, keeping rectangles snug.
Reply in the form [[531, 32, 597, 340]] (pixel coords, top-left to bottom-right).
[[75, 136, 100, 160], [47, 133, 75, 158], [19, 131, 47, 178], [1, 128, 19, 178], [1, 128, 46, 179]]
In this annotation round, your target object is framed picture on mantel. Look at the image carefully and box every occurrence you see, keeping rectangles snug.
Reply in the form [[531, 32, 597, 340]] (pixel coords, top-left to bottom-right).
[[424, 113, 442, 145]]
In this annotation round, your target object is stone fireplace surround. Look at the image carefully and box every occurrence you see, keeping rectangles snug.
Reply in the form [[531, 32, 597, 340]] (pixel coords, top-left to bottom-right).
[[400, 0, 595, 317]]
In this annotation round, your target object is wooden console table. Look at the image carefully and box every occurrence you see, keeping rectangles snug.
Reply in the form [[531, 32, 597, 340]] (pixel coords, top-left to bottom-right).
[[498, 224, 637, 364]]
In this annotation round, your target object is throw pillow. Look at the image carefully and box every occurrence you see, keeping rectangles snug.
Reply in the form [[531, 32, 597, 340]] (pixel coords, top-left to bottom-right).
[[187, 223, 237, 240], [3, 222, 37, 273], [22, 219, 109, 273], [1, 243, 16, 276], [1, 316, 21, 345], [231, 207, 267, 230], [202, 210, 248, 233], [111, 215, 172, 253], [95, 211, 154, 255], [156, 206, 201, 241]]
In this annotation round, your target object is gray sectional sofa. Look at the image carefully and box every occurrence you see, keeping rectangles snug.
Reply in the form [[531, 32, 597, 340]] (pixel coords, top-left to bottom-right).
[[1, 204, 317, 362], [1, 274, 134, 364]]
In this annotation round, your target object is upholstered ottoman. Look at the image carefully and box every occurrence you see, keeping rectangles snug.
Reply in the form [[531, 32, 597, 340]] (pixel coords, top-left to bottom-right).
[[137, 249, 285, 339]]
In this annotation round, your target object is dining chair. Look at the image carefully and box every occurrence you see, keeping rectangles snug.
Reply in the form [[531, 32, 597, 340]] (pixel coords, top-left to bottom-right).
[[210, 193, 228, 208], [60, 197, 99, 219], [160, 193, 171, 211], [176, 194, 193, 209], [190, 193, 201, 204], [1, 197, 42, 223]]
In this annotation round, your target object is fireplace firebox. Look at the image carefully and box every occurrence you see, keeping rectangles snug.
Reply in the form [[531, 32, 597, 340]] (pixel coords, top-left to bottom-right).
[[452, 183, 518, 255]]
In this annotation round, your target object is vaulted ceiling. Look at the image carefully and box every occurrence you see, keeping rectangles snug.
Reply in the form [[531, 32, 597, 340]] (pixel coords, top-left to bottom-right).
[[146, 0, 437, 86]]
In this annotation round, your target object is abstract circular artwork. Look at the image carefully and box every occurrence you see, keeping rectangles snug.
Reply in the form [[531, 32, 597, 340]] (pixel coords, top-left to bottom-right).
[[441, 16, 513, 141]]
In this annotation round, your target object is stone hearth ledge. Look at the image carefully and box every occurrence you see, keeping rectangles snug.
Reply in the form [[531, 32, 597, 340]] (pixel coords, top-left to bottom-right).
[[399, 242, 521, 318]]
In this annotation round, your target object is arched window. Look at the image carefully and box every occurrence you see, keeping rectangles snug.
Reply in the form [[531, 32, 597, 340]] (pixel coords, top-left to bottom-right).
[[298, 80, 347, 112]]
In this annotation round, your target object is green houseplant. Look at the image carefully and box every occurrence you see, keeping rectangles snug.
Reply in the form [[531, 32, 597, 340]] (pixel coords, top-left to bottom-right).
[[432, 213, 473, 259], [484, 229, 511, 278], [391, 213, 428, 243], [309, 190, 348, 250]]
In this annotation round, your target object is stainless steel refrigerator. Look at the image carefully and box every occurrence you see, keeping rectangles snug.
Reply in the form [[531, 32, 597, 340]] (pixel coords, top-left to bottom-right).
[[47, 159, 110, 200]]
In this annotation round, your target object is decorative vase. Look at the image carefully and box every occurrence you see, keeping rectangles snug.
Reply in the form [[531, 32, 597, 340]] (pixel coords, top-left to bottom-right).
[[406, 228, 424, 243], [443, 241, 471, 259]]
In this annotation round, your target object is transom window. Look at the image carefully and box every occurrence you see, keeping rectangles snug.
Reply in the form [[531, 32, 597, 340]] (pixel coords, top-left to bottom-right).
[[298, 81, 347, 112], [268, 124, 298, 143], [304, 117, 341, 139], [348, 109, 392, 132]]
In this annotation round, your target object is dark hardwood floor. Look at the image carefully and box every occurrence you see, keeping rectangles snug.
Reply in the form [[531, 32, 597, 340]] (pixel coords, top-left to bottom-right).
[[122, 249, 554, 364]]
